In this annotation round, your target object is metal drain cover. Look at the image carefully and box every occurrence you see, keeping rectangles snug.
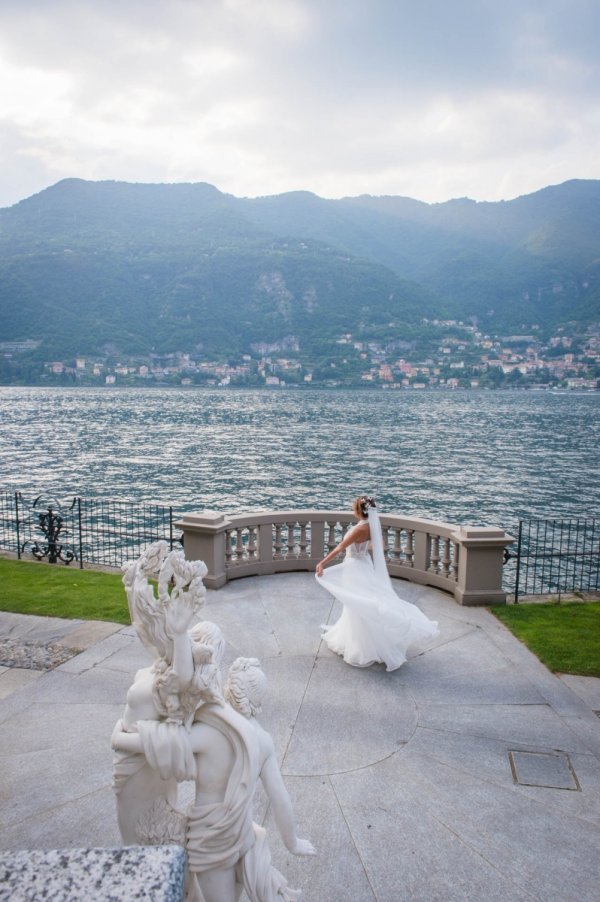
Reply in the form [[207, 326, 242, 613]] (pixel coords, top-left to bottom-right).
[[508, 750, 580, 791]]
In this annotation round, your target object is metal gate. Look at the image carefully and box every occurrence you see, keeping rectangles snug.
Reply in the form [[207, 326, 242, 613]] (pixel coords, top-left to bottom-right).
[[505, 518, 600, 603], [0, 491, 181, 568]]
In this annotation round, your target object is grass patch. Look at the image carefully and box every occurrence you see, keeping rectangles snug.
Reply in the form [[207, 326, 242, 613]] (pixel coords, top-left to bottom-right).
[[0, 557, 130, 623], [492, 601, 600, 676]]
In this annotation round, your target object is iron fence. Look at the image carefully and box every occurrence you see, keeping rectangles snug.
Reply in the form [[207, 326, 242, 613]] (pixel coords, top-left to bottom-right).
[[504, 518, 600, 602], [0, 491, 181, 568]]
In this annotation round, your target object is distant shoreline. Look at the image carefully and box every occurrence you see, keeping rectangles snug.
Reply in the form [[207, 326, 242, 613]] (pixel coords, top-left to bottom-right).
[[0, 383, 598, 393], [0, 382, 600, 397]]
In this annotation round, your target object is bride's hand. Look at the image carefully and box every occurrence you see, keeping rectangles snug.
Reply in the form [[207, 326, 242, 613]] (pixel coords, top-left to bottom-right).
[[316, 562, 324, 577]]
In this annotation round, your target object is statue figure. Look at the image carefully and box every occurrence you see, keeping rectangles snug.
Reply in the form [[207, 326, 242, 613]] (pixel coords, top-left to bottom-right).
[[112, 544, 315, 901], [219, 658, 316, 896], [114, 541, 218, 844]]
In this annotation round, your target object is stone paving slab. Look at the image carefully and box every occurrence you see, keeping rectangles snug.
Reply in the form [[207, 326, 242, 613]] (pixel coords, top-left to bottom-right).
[[0, 667, 43, 700], [282, 657, 416, 775], [0, 612, 85, 643], [559, 674, 600, 712], [416, 701, 593, 753], [255, 654, 317, 760], [1, 785, 121, 856], [60, 619, 124, 650], [265, 775, 377, 902], [1, 576, 600, 902], [330, 758, 535, 902]]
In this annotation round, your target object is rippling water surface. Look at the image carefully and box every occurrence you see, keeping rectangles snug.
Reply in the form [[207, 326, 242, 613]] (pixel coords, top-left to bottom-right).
[[1, 387, 598, 530]]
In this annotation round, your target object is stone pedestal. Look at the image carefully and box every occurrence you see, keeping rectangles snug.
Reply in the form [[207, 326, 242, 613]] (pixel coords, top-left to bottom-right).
[[452, 526, 514, 605], [175, 512, 231, 589]]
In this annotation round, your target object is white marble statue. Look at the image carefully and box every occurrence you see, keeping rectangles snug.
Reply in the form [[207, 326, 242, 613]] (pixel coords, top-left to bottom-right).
[[114, 541, 218, 843], [112, 543, 315, 902]]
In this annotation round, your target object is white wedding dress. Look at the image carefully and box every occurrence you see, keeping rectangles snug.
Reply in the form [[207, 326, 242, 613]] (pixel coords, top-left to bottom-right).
[[317, 511, 439, 672]]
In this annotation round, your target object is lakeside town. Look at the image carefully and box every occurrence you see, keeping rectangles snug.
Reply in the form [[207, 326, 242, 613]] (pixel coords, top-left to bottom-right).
[[3, 319, 600, 389]]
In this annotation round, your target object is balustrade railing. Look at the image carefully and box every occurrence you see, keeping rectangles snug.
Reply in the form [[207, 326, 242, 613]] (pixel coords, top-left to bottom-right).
[[224, 514, 356, 572], [177, 510, 511, 605]]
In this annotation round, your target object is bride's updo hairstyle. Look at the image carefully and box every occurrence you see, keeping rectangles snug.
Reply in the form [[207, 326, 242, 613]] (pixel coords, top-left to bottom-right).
[[355, 495, 376, 518]]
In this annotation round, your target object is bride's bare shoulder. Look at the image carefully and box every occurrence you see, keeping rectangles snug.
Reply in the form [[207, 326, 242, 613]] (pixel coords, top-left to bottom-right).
[[351, 520, 370, 541]]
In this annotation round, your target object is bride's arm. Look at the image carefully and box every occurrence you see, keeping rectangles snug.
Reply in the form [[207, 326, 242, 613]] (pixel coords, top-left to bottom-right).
[[316, 521, 369, 576]]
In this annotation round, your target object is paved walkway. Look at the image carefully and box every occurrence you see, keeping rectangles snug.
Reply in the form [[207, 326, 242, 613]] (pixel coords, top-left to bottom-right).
[[1, 574, 600, 902]]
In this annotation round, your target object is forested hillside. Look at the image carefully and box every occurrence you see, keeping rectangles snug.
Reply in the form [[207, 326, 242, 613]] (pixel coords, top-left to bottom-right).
[[0, 178, 598, 372], [0, 179, 436, 361], [239, 179, 600, 329]]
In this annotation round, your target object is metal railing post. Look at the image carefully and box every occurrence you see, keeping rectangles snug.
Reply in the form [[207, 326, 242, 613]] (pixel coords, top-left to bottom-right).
[[77, 497, 83, 569], [15, 491, 21, 559], [514, 520, 523, 604]]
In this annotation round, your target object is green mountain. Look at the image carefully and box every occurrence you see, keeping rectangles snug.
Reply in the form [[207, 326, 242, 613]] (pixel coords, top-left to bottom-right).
[[0, 178, 598, 372], [0, 179, 437, 364], [238, 179, 600, 329]]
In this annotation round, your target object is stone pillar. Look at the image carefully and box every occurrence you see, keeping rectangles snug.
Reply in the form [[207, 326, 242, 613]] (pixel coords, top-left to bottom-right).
[[309, 519, 325, 567], [452, 526, 514, 606], [258, 522, 274, 568], [175, 512, 230, 589], [412, 528, 429, 573]]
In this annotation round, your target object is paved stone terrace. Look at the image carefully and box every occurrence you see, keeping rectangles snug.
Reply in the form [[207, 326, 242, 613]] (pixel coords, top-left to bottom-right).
[[1, 573, 600, 902]]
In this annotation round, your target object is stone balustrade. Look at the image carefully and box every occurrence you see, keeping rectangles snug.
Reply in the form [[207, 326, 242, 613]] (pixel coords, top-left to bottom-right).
[[175, 510, 513, 605]]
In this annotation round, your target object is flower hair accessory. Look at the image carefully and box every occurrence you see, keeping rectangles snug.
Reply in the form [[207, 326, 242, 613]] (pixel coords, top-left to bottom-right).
[[358, 495, 376, 517]]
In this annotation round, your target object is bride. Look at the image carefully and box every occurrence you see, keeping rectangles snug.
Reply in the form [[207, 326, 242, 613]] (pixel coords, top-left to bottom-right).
[[316, 495, 439, 671]]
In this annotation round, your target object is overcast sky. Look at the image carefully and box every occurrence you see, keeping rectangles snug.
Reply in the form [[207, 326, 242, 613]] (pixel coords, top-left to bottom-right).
[[1, 0, 599, 208]]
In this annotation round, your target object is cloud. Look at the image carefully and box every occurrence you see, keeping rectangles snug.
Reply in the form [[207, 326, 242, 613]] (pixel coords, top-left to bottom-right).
[[0, 0, 598, 207]]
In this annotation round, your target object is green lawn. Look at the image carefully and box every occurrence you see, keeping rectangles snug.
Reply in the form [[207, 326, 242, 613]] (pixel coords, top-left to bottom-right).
[[492, 600, 600, 677], [0, 557, 130, 623]]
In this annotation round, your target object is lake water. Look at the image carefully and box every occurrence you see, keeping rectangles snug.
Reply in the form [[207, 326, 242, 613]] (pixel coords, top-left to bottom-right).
[[0, 386, 598, 531]]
